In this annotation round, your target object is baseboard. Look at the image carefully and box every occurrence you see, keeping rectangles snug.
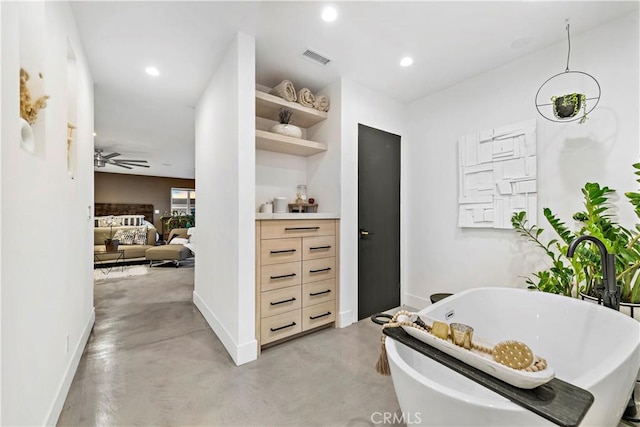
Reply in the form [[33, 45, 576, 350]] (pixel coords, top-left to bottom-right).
[[403, 292, 430, 310], [45, 308, 95, 426], [338, 309, 354, 328], [193, 291, 257, 366]]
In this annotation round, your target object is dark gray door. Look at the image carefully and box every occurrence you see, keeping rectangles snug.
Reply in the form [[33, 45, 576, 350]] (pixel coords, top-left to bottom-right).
[[358, 124, 401, 320]]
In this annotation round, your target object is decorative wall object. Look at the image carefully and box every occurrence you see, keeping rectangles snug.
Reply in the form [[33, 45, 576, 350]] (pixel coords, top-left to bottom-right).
[[535, 22, 600, 124], [67, 123, 76, 178], [19, 68, 49, 153], [458, 120, 537, 229]]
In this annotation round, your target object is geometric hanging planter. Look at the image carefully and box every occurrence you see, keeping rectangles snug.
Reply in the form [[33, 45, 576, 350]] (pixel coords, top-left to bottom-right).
[[535, 22, 601, 124]]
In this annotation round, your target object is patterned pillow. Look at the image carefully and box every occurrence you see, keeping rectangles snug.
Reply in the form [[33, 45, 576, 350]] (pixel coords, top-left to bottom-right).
[[113, 229, 136, 245], [133, 226, 148, 245]]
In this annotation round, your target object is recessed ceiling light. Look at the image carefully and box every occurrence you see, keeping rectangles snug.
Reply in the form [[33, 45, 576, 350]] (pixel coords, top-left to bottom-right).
[[145, 66, 160, 76], [93, 132, 97, 136], [321, 6, 337, 22], [400, 57, 413, 67]]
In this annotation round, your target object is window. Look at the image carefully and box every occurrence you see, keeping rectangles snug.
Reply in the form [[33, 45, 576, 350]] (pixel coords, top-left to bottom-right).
[[171, 188, 195, 215]]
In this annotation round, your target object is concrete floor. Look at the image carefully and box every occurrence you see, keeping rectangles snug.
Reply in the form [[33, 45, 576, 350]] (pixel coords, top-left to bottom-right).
[[59, 261, 640, 426], [58, 261, 401, 426]]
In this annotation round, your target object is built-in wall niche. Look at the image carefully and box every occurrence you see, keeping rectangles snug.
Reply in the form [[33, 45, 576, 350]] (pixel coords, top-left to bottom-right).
[[458, 120, 537, 229], [67, 39, 78, 179], [18, 2, 47, 156]]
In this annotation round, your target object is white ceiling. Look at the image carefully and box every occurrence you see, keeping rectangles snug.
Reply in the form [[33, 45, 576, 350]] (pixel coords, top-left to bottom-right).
[[71, 1, 639, 179]]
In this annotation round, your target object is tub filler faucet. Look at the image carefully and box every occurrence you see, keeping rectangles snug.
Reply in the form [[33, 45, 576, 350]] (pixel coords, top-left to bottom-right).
[[566, 235, 620, 311]]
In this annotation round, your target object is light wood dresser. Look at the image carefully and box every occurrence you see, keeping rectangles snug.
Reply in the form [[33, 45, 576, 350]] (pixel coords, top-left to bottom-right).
[[255, 219, 339, 348]]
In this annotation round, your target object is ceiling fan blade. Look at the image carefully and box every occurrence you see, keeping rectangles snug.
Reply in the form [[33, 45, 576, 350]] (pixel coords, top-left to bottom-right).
[[114, 159, 148, 163], [102, 152, 121, 159], [116, 162, 150, 168], [112, 163, 133, 169]]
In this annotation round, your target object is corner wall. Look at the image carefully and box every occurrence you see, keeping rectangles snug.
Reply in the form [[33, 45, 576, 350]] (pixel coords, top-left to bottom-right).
[[404, 13, 639, 307], [194, 32, 257, 365], [339, 78, 406, 325], [1, 2, 95, 425]]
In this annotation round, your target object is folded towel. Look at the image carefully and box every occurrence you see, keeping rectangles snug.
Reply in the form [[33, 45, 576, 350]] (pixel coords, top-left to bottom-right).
[[269, 80, 297, 102], [313, 94, 330, 112], [297, 88, 315, 108]]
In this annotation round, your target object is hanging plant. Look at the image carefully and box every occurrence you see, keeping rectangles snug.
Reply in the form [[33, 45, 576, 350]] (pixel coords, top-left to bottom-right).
[[551, 93, 588, 124]]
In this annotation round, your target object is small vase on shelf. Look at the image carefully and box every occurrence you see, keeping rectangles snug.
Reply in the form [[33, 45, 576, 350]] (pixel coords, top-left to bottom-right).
[[269, 107, 302, 138]]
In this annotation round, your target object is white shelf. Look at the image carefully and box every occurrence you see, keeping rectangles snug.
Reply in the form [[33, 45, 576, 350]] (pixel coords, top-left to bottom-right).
[[255, 129, 327, 157], [256, 91, 327, 128]]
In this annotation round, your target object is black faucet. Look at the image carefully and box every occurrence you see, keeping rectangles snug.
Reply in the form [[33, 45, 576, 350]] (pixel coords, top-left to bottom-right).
[[566, 235, 620, 311]]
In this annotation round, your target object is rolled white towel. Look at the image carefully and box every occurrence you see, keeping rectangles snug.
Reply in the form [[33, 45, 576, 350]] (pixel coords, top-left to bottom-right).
[[313, 94, 330, 112], [269, 80, 297, 102], [297, 88, 315, 108]]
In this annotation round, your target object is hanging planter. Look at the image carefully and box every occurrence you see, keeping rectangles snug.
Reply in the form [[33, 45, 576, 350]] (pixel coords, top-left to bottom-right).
[[534, 22, 600, 124], [551, 93, 588, 123]]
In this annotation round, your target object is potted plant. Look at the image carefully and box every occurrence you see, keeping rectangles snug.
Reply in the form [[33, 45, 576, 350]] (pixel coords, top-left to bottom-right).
[[104, 215, 119, 251], [269, 107, 302, 138], [165, 211, 195, 232], [512, 166, 640, 304], [551, 93, 588, 124]]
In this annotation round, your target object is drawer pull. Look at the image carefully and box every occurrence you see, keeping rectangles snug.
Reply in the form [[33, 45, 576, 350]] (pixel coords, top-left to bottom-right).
[[270, 273, 297, 280], [270, 249, 297, 254], [309, 289, 331, 296], [285, 226, 320, 231], [270, 322, 296, 332], [309, 267, 331, 273], [309, 245, 331, 250], [309, 312, 332, 320], [270, 297, 296, 306]]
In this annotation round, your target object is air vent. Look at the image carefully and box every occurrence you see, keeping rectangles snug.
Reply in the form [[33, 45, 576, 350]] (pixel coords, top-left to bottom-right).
[[302, 48, 331, 66]]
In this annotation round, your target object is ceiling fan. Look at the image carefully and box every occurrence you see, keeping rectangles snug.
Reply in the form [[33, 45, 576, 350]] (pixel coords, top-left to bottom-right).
[[94, 149, 149, 170]]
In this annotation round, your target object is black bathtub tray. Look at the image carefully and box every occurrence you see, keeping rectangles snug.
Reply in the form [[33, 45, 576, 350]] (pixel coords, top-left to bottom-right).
[[383, 326, 594, 427]]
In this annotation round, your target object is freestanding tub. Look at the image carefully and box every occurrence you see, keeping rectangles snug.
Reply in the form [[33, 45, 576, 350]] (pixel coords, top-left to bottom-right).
[[386, 287, 640, 426]]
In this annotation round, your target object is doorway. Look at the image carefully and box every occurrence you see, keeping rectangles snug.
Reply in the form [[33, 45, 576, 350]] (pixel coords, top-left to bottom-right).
[[357, 124, 401, 320]]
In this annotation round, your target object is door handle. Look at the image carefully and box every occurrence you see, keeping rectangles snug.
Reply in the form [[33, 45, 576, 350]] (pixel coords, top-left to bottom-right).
[[359, 228, 374, 238]]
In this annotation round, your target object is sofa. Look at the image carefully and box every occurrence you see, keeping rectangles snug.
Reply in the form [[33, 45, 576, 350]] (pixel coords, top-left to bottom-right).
[[94, 226, 157, 262], [145, 228, 193, 267]]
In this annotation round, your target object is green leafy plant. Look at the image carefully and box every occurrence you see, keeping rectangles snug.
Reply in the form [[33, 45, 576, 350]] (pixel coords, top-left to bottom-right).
[[551, 93, 588, 124], [512, 168, 640, 304], [165, 210, 195, 231]]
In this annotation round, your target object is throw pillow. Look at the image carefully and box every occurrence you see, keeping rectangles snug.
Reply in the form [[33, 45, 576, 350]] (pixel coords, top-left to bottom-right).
[[133, 226, 148, 245], [169, 237, 189, 245], [113, 229, 136, 245]]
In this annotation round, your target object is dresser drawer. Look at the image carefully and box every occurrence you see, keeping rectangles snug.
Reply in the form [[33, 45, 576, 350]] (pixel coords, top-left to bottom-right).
[[261, 238, 301, 265], [302, 257, 336, 283], [261, 285, 301, 318], [302, 301, 335, 331], [302, 236, 336, 260], [261, 262, 301, 291], [261, 220, 335, 239], [302, 279, 336, 307], [261, 310, 302, 345]]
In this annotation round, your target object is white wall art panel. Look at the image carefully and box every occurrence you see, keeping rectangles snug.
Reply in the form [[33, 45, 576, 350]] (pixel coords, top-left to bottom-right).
[[458, 120, 536, 229]]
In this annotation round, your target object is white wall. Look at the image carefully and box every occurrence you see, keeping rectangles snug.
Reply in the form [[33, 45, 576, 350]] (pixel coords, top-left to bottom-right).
[[307, 80, 342, 214], [194, 32, 257, 365], [339, 78, 406, 326], [1, 2, 95, 425], [404, 14, 639, 308]]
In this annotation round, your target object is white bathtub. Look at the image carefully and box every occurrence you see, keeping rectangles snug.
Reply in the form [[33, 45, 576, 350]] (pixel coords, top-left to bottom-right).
[[386, 287, 640, 426]]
